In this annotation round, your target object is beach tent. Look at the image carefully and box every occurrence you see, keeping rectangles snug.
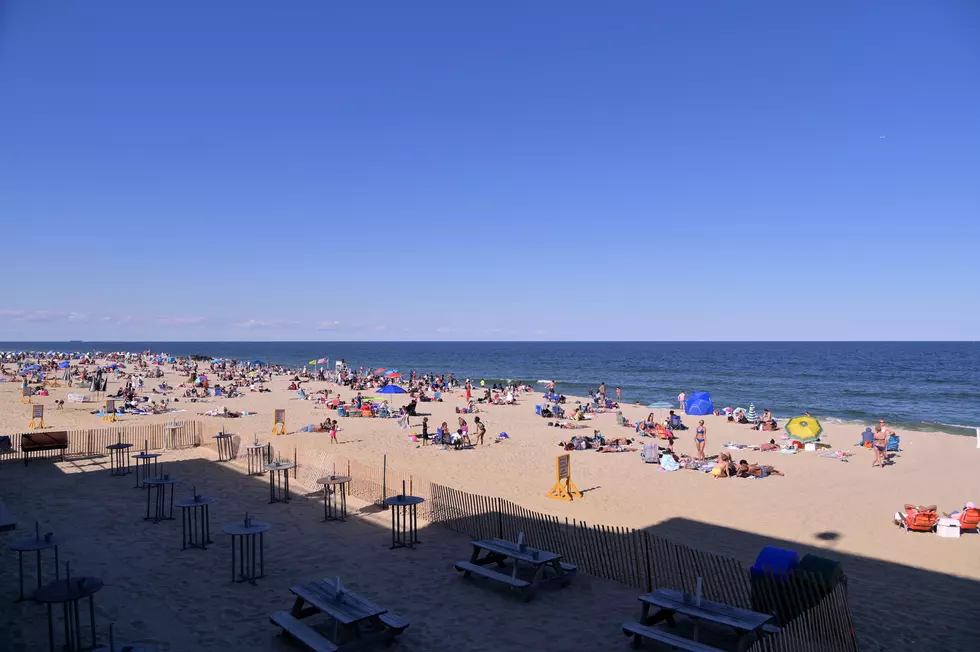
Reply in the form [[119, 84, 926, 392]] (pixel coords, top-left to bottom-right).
[[786, 416, 823, 443], [684, 392, 714, 416]]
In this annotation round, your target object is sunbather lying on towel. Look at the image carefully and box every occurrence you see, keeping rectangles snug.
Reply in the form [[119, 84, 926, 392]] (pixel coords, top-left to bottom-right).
[[736, 460, 785, 477]]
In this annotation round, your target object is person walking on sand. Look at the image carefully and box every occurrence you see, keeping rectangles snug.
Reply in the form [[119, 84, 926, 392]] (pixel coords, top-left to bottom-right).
[[475, 416, 486, 446], [599, 382, 606, 404], [421, 416, 430, 446], [616, 386, 622, 403], [465, 379, 472, 401], [872, 424, 888, 468], [678, 391, 686, 410], [329, 420, 338, 444], [695, 420, 707, 460]]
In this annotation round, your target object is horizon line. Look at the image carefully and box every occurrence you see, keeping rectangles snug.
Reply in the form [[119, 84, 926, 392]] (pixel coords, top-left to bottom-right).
[[0, 339, 976, 345]]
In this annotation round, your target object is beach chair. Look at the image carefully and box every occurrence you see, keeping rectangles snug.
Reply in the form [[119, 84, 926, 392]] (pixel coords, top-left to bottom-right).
[[896, 504, 938, 533], [297, 390, 307, 400], [337, 405, 347, 417], [535, 404, 542, 415], [944, 507, 980, 534]]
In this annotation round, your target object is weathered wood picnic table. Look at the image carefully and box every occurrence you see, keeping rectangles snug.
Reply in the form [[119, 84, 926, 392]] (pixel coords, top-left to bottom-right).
[[623, 587, 775, 651], [270, 578, 409, 651], [454, 538, 576, 601]]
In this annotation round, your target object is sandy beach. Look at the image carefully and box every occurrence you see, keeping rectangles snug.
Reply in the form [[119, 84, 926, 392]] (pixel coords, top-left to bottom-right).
[[2, 360, 978, 651]]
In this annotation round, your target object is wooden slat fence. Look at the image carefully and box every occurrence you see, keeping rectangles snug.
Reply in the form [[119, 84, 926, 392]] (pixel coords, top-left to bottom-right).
[[5, 421, 202, 459]]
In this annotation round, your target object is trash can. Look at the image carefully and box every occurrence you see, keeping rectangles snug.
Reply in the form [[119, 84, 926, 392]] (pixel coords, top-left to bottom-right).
[[749, 546, 800, 624], [798, 553, 844, 593]]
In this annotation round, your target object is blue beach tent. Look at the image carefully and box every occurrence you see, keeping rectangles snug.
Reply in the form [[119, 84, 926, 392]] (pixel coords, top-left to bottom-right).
[[684, 392, 714, 416]]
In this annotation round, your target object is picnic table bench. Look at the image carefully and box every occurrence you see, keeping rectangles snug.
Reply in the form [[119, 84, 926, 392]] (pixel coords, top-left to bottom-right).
[[624, 588, 775, 652], [455, 538, 576, 601], [271, 578, 409, 651], [22, 431, 68, 466]]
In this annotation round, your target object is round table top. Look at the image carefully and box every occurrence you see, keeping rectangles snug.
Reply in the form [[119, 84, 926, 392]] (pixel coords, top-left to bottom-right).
[[222, 521, 271, 535], [175, 496, 218, 508], [384, 495, 425, 506], [144, 476, 179, 486], [243, 442, 267, 450], [132, 452, 161, 460], [106, 442, 133, 450], [35, 577, 104, 604], [9, 534, 65, 552], [316, 476, 351, 486], [213, 433, 234, 439], [264, 462, 296, 472]]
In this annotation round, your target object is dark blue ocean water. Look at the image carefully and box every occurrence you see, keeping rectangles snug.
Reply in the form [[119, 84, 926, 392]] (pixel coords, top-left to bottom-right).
[[3, 342, 978, 435]]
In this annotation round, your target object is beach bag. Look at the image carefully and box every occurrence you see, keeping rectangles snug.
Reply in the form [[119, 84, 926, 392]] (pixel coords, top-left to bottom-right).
[[886, 435, 900, 452]]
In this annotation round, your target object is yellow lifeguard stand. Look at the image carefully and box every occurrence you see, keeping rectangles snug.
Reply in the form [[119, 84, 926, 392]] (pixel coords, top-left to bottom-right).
[[546, 454, 582, 501], [46, 377, 61, 388], [102, 399, 118, 423], [28, 404, 45, 429], [272, 408, 286, 435]]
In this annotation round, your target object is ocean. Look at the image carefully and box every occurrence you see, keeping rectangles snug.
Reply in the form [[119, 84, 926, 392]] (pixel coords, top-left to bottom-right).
[[2, 341, 978, 436]]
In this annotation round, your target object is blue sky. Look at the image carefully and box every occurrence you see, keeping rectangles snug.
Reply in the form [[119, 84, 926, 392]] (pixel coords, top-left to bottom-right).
[[1, 1, 978, 341]]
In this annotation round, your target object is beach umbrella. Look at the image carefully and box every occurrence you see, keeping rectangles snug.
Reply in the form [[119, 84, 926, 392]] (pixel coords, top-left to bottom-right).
[[376, 385, 407, 395], [646, 402, 673, 409], [385, 371, 402, 378], [58, 361, 70, 368], [786, 416, 823, 443], [683, 392, 714, 416], [374, 368, 386, 375], [746, 404, 757, 422]]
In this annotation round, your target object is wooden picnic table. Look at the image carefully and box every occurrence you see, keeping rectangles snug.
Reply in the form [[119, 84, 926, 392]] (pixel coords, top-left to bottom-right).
[[455, 538, 576, 601], [624, 587, 775, 652], [271, 578, 409, 651]]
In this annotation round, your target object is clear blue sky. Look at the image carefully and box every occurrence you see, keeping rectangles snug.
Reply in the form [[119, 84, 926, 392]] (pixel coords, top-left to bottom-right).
[[1, 1, 978, 341]]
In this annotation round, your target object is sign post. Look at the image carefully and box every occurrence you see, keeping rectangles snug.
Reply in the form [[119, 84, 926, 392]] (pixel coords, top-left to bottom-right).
[[546, 453, 582, 501], [28, 404, 45, 429], [21, 386, 32, 404], [272, 409, 286, 436], [102, 399, 117, 423]]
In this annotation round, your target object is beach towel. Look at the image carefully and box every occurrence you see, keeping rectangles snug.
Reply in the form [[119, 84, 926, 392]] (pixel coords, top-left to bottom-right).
[[660, 455, 679, 472]]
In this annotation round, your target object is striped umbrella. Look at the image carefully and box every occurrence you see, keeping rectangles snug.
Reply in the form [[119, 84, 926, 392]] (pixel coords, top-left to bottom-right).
[[746, 404, 757, 422]]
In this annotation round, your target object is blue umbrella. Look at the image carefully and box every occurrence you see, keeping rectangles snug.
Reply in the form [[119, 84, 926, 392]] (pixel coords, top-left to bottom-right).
[[58, 361, 70, 368], [646, 401, 673, 409], [684, 391, 714, 416], [376, 385, 407, 395]]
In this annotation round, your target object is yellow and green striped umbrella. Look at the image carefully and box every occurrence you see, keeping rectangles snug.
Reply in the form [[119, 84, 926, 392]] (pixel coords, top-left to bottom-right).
[[786, 416, 823, 443]]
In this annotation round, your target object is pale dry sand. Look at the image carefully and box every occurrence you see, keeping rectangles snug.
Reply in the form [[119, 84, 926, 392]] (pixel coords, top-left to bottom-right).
[[2, 364, 979, 650]]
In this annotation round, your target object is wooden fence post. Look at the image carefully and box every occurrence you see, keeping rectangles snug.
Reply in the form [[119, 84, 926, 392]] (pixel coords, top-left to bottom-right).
[[382, 454, 387, 508]]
